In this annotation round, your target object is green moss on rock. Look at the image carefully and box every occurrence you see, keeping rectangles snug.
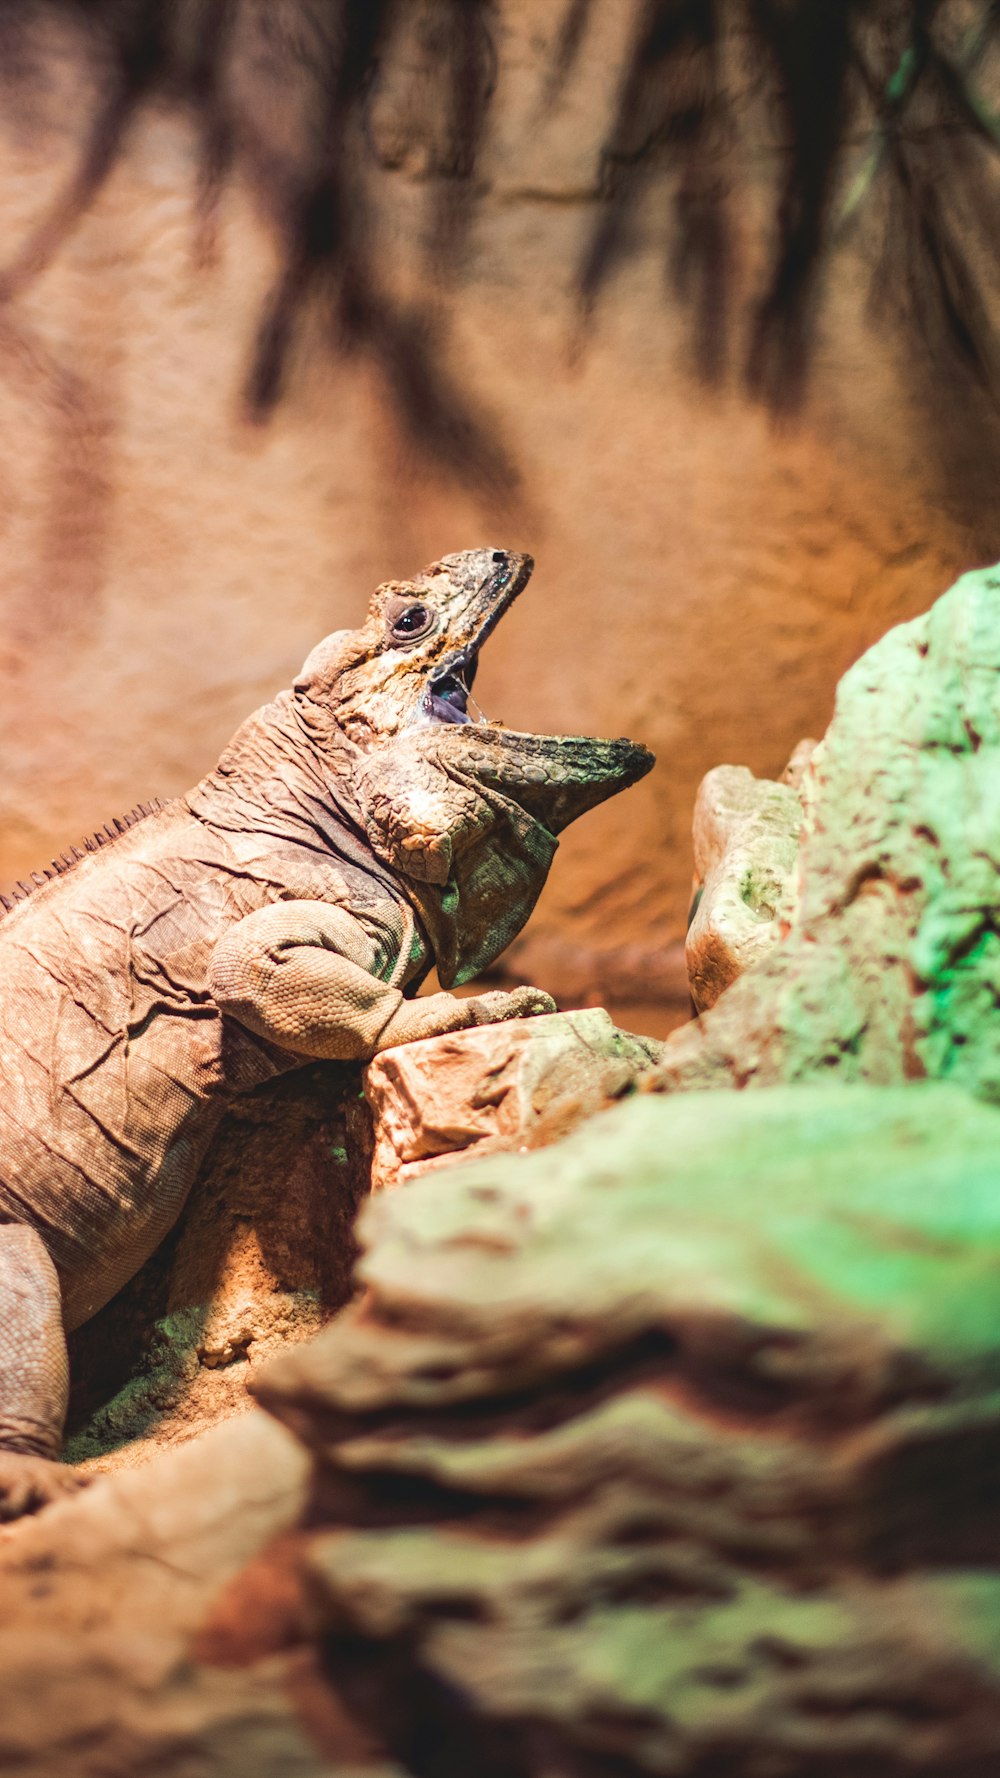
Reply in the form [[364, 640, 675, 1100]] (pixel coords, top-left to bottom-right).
[[655, 564, 1000, 1097]]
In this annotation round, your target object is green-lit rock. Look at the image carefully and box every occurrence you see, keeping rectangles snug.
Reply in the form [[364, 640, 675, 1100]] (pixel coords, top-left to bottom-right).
[[655, 563, 1000, 1096], [257, 1083, 1000, 1776], [686, 759, 806, 1012]]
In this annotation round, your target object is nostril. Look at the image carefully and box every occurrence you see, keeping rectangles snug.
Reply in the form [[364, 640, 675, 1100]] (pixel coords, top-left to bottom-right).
[[492, 550, 505, 562]]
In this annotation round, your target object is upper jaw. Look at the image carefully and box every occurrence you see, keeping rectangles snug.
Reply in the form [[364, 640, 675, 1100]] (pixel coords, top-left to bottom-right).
[[422, 550, 534, 727]]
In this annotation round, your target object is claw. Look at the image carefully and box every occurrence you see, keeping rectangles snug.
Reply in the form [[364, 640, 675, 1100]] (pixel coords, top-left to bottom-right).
[[0, 1452, 90, 1522]]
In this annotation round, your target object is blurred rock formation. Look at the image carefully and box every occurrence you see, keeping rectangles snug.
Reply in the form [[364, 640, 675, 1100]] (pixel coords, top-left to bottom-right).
[[0, 1410, 350, 1778], [259, 1081, 1000, 1778]]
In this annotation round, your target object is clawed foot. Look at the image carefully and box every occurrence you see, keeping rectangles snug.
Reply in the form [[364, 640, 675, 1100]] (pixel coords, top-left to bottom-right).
[[375, 983, 558, 1052], [0, 1452, 90, 1522], [467, 985, 557, 1024]]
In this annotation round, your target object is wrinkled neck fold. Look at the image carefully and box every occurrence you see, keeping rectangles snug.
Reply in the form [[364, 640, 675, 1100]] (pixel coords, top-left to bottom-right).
[[186, 692, 371, 856]]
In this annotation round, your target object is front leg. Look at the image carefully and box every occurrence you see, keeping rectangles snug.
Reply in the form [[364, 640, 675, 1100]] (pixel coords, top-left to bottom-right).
[[0, 1224, 88, 1519], [375, 982, 557, 1050], [209, 901, 554, 1061]]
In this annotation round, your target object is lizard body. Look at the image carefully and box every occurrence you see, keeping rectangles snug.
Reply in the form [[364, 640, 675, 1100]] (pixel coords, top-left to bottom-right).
[[0, 548, 652, 1516]]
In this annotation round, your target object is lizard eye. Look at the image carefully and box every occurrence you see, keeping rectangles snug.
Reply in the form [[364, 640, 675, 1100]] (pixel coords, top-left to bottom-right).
[[387, 602, 436, 645]]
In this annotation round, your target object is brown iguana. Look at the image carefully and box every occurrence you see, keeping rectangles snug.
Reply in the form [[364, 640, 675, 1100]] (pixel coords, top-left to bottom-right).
[[0, 547, 652, 1518]]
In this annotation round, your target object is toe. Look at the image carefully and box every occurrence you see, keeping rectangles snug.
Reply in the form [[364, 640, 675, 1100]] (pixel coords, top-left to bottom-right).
[[0, 1454, 90, 1521]]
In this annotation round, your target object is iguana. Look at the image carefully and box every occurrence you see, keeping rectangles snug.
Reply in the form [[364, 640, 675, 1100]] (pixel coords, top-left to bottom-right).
[[0, 546, 652, 1518]]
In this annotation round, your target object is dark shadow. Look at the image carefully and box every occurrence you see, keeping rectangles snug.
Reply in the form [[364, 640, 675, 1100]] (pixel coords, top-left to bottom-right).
[[2, 5, 1000, 500], [65, 1060, 373, 1458], [575, 0, 734, 386]]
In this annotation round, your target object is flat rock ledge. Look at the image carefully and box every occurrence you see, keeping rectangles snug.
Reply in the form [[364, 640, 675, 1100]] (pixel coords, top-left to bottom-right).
[[364, 1007, 661, 1190]]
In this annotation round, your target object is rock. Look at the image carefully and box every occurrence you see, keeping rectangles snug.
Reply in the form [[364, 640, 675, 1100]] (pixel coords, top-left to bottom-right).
[[0, 1410, 398, 1777], [10, 1067, 1000, 1776], [780, 736, 820, 789], [685, 759, 804, 1012], [255, 1082, 1000, 1777], [364, 1008, 661, 1190], [653, 565, 1000, 1094]]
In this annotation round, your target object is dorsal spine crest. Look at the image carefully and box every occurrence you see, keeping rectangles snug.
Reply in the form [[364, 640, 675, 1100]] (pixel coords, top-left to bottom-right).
[[0, 799, 168, 916]]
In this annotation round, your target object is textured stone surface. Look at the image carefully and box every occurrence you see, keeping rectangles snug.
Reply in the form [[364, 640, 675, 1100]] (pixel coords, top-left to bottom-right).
[[654, 564, 1000, 1093], [364, 1009, 661, 1190], [0, 1411, 379, 1778], [253, 1082, 1000, 1776], [685, 760, 804, 1012]]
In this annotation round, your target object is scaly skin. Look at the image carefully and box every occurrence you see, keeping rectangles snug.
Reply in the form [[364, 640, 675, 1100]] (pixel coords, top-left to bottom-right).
[[0, 547, 653, 1515]]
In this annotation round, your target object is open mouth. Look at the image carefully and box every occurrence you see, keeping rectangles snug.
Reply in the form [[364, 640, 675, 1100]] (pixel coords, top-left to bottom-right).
[[424, 653, 480, 725], [421, 552, 532, 727]]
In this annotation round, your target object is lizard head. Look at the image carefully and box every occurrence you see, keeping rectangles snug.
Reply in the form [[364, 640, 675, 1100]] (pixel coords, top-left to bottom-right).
[[290, 547, 654, 984], [295, 546, 534, 739], [294, 543, 654, 839]]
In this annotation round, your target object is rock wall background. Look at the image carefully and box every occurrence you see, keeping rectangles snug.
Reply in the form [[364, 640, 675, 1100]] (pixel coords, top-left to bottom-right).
[[1, 1, 999, 1021]]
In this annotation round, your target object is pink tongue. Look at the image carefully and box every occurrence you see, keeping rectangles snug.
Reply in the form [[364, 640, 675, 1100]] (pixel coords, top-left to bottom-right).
[[429, 692, 471, 724]]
